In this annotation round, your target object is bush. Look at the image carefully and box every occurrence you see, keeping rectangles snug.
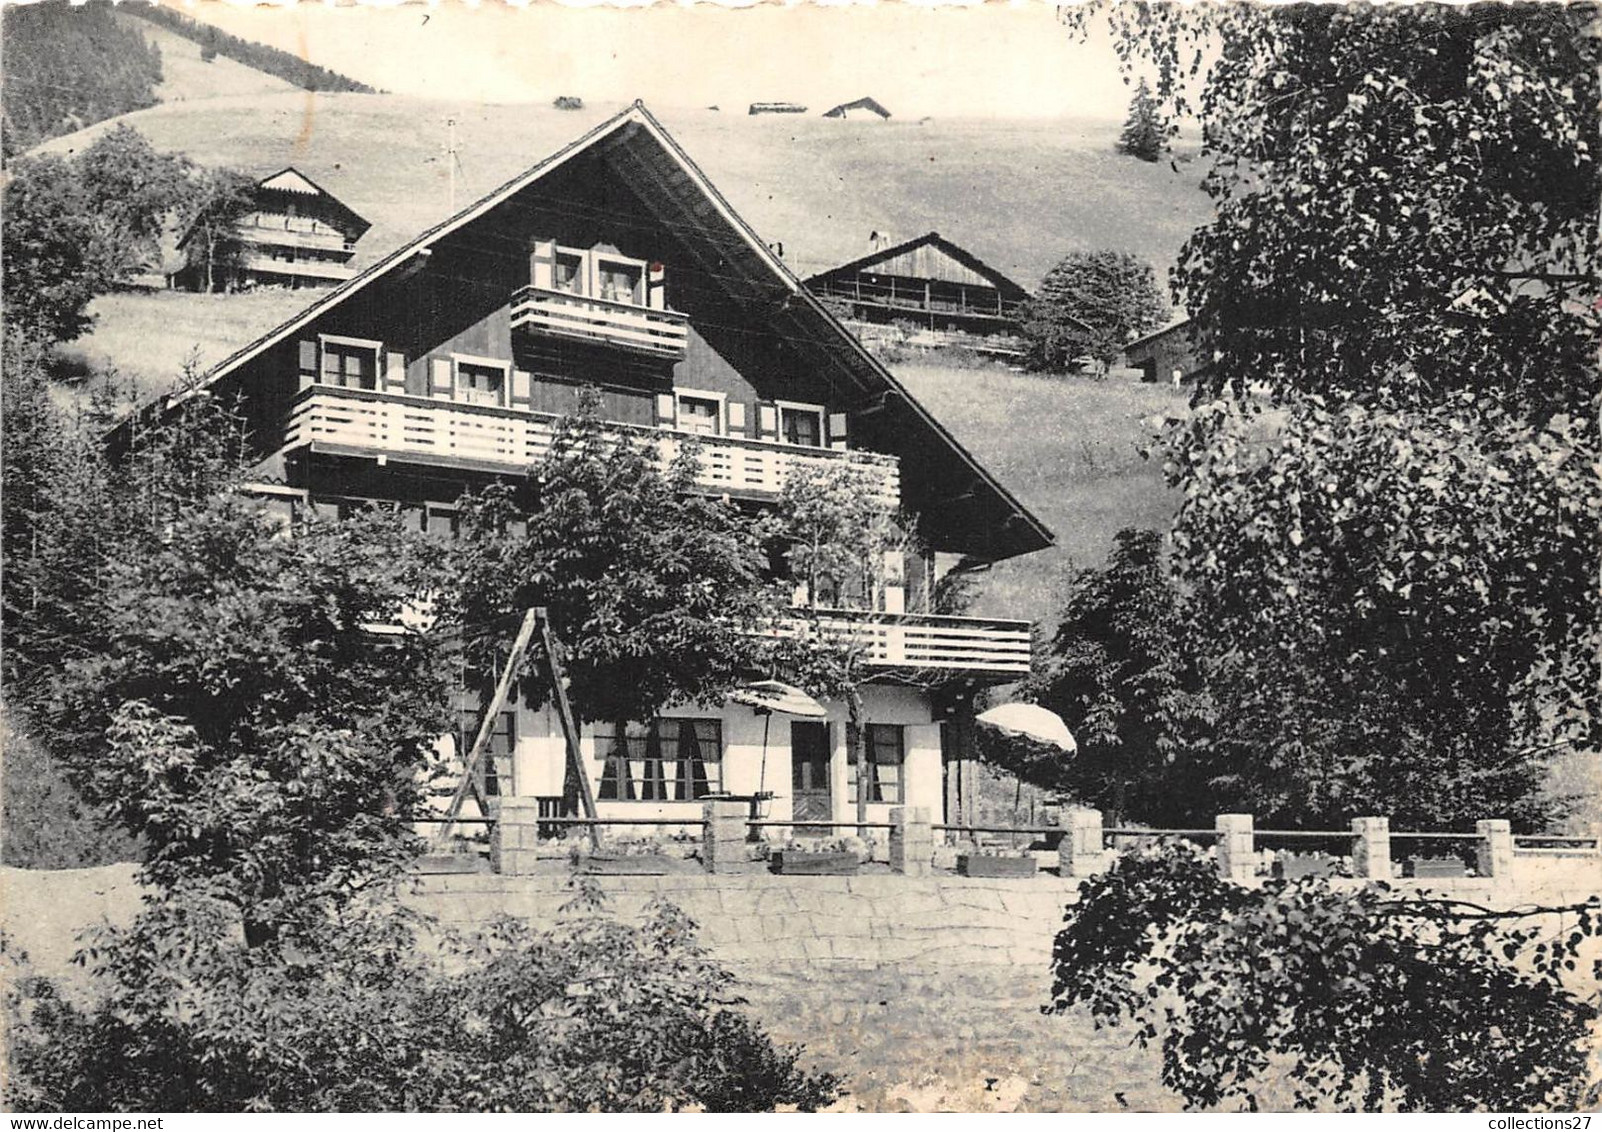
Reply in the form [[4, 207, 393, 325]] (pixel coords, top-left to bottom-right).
[[4, 886, 838, 1112], [1046, 841, 1600, 1111]]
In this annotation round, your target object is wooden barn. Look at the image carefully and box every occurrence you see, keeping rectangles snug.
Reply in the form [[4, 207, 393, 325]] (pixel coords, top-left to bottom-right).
[[1124, 318, 1210, 385], [804, 232, 1031, 356]]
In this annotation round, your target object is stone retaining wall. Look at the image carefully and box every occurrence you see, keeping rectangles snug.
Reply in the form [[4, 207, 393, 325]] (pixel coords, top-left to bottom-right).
[[408, 872, 1082, 969]]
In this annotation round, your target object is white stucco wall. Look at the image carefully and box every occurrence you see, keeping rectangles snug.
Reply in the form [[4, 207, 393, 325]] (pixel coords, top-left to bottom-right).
[[487, 683, 945, 835]]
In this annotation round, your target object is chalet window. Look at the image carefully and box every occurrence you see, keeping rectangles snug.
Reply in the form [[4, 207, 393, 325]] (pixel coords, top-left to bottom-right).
[[596, 258, 643, 305], [454, 355, 509, 408], [847, 723, 904, 804], [554, 251, 585, 294], [777, 401, 825, 448], [597, 718, 722, 802], [675, 390, 724, 436], [459, 709, 516, 798], [319, 336, 381, 391]]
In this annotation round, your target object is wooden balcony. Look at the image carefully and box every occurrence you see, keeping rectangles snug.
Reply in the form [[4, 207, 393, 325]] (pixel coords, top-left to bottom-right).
[[281, 385, 900, 505], [241, 254, 357, 282], [775, 610, 1034, 679], [510, 285, 690, 360]]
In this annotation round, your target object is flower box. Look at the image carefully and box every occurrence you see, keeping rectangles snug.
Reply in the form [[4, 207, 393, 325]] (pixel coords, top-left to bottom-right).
[[1272, 856, 1338, 880], [581, 854, 680, 876], [413, 853, 482, 875], [1404, 856, 1468, 878], [956, 854, 1038, 878], [770, 849, 860, 876]]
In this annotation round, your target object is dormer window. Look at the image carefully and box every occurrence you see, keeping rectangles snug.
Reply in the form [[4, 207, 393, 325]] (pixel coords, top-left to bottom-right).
[[529, 239, 664, 310]]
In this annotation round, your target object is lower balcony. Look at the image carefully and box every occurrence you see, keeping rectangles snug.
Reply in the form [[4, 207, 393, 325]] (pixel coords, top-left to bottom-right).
[[281, 385, 900, 505], [774, 610, 1033, 679]]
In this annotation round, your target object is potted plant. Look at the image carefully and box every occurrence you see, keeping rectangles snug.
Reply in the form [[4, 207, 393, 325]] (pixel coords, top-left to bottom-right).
[[956, 846, 1038, 878], [577, 835, 692, 875], [1271, 852, 1342, 880], [1404, 855, 1469, 879], [769, 836, 865, 876]]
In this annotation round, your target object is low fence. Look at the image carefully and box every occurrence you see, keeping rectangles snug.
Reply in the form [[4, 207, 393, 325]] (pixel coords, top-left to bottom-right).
[[482, 800, 1601, 888]]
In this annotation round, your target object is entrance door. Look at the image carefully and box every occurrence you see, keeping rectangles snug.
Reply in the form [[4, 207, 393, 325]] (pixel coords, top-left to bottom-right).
[[790, 721, 831, 835]]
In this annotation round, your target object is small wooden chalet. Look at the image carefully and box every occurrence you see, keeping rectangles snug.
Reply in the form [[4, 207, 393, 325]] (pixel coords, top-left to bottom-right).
[[137, 103, 1052, 836], [174, 167, 371, 292], [748, 101, 808, 116], [823, 97, 891, 120], [804, 232, 1032, 356], [1124, 318, 1209, 385]]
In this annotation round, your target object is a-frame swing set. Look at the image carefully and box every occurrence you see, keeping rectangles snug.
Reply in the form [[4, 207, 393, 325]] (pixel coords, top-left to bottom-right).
[[433, 607, 601, 851]]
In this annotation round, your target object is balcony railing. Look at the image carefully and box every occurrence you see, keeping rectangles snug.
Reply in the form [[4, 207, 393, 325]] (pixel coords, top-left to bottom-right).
[[510, 285, 690, 360], [282, 385, 900, 505], [775, 610, 1033, 677], [241, 226, 355, 254], [241, 254, 357, 281]]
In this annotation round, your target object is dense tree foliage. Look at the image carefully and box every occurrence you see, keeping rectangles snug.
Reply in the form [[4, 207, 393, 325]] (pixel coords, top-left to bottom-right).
[[180, 166, 260, 292], [1168, 393, 1597, 828], [3, 127, 208, 341], [1047, 842, 1600, 1111], [125, 3, 376, 94], [1116, 77, 1172, 162], [1020, 250, 1169, 371], [1060, 2, 1600, 827], [1079, 2, 1598, 418], [0, 0, 162, 156], [448, 391, 785, 729], [1019, 529, 1213, 825]]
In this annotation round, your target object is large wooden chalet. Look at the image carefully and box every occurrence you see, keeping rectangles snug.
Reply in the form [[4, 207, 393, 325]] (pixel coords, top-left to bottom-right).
[[174, 167, 371, 292], [148, 104, 1052, 833], [804, 232, 1032, 357]]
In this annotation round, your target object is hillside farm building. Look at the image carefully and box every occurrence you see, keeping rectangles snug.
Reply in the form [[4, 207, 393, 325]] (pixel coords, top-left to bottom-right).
[[173, 166, 370, 292], [133, 104, 1052, 841], [824, 97, 891, 120], [804, 232, 1032, 357], [1124, 318, 1209, 385]]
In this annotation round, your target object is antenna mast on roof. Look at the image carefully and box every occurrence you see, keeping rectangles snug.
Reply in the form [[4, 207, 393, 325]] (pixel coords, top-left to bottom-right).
[[445, 116, 462, 213]]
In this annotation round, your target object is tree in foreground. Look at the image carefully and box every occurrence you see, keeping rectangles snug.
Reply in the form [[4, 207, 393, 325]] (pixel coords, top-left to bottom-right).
[[1116, 77, 1172, 162], [1019, 250, 1169, 372], [1065, 2, 1600, 826], [1017, 528, 1214, 826], [1046, 842, 1600, 1111], [448, 389, 785, 748]]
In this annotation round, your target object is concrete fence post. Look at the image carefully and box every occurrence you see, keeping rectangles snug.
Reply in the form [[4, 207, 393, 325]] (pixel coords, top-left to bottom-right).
[[889, 806, 933, 876], [1475, 818, 1514, 879], [1350, 816, 1392, 881], [1215, 813, 1255, 882], [491, 797, 543, 875], [1058, 808, 1107, 878], [702, 799, 749, 875]]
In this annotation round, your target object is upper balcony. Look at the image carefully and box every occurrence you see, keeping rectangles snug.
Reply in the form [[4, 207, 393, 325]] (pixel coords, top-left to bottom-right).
[[775, 610, 1033, 679], [241, 254, 357, 282], [510, 285, 689, 361], [281, 384, 900, 506]]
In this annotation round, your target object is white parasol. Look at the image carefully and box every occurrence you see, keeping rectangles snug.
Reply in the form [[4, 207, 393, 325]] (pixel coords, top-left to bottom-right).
[[976, 702, 1077, 752], [729, 679, 828, 719]]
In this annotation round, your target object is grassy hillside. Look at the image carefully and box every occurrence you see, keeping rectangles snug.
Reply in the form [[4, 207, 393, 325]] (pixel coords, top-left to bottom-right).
[[43, 93, 1213, 386], [894, 361, 1184, 628], [119, 10, 296, 105]]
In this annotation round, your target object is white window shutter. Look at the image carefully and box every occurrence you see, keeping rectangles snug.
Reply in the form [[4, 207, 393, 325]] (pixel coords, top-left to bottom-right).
[[430, 357, 453, 398], [655, 393, 676, 426], [530, 239, 556, 289], [511, 369, 533, 409], [384, 350, 406, 393], [757, 403, 778, 438], [828, 411, 849, 451], [298, 340, 318, 390], [726, 401, 747, 434]]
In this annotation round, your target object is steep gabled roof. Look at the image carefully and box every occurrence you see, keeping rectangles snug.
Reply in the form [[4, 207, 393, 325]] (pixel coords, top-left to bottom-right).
[[253, 165, 372, 236], [805, 231, 1032, 302], [160, 102, 1052, 561], [824, 97, 891, 119]]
